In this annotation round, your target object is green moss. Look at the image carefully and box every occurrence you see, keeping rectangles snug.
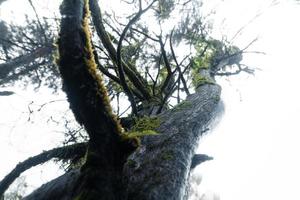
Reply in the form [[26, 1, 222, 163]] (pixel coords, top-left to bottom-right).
[[81, 0, 123, 136], [192, 54, 212, 70], [132, 116, 161, 132], [124, 130, 158, 138], [122, 116, 161, 139], [192, 73, 214, 88]]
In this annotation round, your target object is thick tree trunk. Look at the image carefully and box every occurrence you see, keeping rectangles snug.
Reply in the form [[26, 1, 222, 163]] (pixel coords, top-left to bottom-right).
[[22, 0, 223, 199], [123, 83, 222, 200], [23, 82, 222, 200], [53, 0, 138, 199]]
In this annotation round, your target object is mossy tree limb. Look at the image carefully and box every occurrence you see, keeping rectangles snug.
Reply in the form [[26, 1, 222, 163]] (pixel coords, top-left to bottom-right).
[[57, 0, 137, 199]]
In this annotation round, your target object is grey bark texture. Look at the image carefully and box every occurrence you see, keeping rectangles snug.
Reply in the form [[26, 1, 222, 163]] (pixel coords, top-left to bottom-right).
[[23, 80, 222, 200], [23, 170, 80, 200], [124, 83, 222, 200]]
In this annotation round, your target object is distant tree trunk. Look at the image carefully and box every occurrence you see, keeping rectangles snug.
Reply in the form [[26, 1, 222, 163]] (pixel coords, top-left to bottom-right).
[[22, 0, 223, 199]]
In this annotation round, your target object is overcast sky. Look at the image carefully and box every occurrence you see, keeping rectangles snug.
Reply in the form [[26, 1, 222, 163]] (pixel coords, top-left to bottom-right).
[[1, 0, 300, 199], [193, 0, 300, 199]]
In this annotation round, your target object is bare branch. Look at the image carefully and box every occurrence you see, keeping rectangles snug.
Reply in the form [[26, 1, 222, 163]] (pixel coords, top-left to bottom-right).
[[116, 0, 157, 116], [89, 0, 152, 100], [27, 0, 49, 43], [214, 64, 255, 76], [130, 27, 160, 42], [0, 91, 14, 96], [159, 37, 174, 94], [169, 29, 190, 96], [0, 143, 87, 197]]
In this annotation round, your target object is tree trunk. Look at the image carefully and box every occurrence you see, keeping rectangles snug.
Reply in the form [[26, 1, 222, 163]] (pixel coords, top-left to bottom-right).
[[123, 84, 222, 200], [22, 0, 223, 199], [23, 82, 222, 200]]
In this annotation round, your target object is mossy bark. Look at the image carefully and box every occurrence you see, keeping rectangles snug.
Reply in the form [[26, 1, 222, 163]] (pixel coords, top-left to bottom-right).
[[56, 0, 136, 199], [24, 83, 222, 200], [23, 1, 223, 199]]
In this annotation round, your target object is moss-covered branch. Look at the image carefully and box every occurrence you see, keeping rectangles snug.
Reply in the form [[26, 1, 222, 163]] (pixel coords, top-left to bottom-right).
[[58, 0, 138, 198]]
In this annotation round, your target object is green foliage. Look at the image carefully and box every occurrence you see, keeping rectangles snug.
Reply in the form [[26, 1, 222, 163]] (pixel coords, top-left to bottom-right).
[[191, 53, 212, 70], [192, 73, 214, 88], [155, 0, 175, 20]]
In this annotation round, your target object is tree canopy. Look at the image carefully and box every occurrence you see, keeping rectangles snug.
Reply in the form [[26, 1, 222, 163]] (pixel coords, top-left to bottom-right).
[[0, 0, 254, 199]]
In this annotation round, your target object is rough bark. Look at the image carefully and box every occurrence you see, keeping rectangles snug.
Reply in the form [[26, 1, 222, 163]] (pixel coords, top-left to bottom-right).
[[123, 83, 222, 200], [23, 170, 80, 200], [22, 0, 223, 199], [23, 81, 222, 200], [57, 0, 137, 199]]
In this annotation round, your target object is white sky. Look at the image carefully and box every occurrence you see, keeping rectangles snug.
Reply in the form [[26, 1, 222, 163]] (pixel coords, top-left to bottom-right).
[[1, 0, 300, 199], [193, 1, 300, 199]]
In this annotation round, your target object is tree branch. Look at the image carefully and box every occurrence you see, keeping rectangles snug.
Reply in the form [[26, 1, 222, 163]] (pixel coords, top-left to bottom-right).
[[89, 0, 152, 100], [27, 0, 49, 43], [169, 29, 190, 96], [116, 0, 157, 116], [0, 46, 53, 81], [0, 143, 87, 197], [159, 37, 174, 95]]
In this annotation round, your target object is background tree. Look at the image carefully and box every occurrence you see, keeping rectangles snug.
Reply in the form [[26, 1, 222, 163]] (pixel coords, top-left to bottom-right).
[[0, 0, 255, 199]]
